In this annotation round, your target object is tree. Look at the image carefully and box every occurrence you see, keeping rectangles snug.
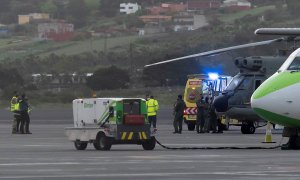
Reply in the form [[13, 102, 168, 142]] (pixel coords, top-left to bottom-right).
[[286, 0, 300, 16], [67, 0, 88, 28], [122, 14, 145, 29], [98, 0, 122, 17], [0, 0, 10, 12], [40, 0, 58, 16], [86, 66, 130, 90], [0, 68, 24, 89], [143, 58, 203, 87]]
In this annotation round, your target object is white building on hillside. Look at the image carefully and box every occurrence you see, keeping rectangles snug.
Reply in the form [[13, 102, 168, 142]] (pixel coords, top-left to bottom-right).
[[120, 3, 140, 14], [223, 0, 251, 7]]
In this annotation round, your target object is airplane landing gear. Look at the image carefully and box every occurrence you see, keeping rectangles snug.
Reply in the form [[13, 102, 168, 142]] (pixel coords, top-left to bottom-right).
[[241, 122, 256, 134]]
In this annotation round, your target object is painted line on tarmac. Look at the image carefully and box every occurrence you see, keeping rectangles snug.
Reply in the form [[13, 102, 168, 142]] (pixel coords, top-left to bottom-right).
[[0, 162, 79, 166], [0, 171, 299, 179], [0, 160, 239, 167], [23, 144, 63, 147]]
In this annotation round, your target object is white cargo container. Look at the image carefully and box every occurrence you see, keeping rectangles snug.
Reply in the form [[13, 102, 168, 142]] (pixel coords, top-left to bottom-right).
[[73, 98, 121, 128]]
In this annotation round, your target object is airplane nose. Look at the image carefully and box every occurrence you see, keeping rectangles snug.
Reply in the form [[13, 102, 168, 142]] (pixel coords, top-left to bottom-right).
[[251, 73, 278, 111], [251, 72, 286, 125], [213, 94, 229, 112]]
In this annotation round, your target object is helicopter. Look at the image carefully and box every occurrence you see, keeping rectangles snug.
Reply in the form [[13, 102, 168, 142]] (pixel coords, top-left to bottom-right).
[[145, 28, 300, 134]]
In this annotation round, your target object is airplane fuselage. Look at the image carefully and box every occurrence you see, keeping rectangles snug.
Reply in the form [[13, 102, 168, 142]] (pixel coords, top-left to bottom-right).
[[251, 48, 300, 127]]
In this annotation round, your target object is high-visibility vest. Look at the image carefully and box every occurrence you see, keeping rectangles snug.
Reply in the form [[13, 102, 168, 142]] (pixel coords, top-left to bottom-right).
[[10, 96, 19, 112], [146, 99, 159, 116]]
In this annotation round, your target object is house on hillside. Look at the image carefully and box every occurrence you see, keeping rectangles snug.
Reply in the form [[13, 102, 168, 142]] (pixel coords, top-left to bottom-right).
[[38, 21, 74, 41], [18, 13, 50, 25], [120, 3, 141, 14], [222, 0, 251, 12], [187, 0, 222, 12], [147, 2, 187, 15], [139, 15, 172, 24], [31, 72, 93, 89], [172, 13, 209, 32], [173, 14, 194, 31]]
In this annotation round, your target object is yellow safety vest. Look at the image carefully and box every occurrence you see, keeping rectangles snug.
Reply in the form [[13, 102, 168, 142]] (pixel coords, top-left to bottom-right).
[[10, 96, 19, 112], [146, 99, 159, 116]]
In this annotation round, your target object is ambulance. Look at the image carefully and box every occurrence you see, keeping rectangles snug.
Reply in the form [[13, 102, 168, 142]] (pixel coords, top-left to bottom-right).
[[183, 74, 231, 130]]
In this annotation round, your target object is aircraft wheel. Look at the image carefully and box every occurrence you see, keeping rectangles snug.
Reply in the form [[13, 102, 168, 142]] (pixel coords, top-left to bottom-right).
[[74, 141, 88, 150], [241, 124, 256, 134], [248, 124, 256, 134], [94, 133, 112, 151], [241, 125, 248, 134], [187, 123, 195, 131], [142, 136, 156, 150]]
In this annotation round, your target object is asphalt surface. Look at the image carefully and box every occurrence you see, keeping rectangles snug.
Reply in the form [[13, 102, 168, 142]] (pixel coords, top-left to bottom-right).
[[1, 107, 300, 180]]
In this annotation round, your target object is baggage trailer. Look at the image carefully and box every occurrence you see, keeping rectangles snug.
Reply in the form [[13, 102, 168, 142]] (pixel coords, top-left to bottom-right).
[[65, 98, 156, 151]]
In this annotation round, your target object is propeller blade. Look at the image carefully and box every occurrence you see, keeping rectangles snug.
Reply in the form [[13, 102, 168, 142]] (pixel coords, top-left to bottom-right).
[[144, 38, 283, 68]]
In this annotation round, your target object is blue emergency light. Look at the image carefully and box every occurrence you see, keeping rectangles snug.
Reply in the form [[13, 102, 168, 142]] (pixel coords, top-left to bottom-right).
[[208, 73, 219, 80]]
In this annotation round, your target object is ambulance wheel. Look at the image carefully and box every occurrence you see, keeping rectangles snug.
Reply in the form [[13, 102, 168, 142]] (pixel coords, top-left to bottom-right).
[[142, 137, 156, 150], [74, 141, 88, 150], [94, 133, 112, 151], [188, 124, 195, 131]]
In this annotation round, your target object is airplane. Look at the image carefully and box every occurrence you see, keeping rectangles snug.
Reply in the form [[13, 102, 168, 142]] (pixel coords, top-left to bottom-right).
[[251, 46, 300, 150], [145, 28, 300, 134]]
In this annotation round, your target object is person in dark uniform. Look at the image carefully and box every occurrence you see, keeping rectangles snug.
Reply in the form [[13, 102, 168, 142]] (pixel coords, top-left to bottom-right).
[[207, 98, 218, 133], [196, 96, 208, 134], [19, 94, 32, 134], [173, 95, 186, 134]]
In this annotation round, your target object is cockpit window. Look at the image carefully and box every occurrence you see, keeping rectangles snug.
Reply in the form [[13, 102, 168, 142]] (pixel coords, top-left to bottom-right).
[[225, 75, 244, 91], [238, 77, 252, 90], [287, 57, 300, 71]]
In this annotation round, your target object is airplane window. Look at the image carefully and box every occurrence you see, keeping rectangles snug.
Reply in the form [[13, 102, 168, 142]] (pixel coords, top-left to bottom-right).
[[225, 75, 244, 91], [287, 57, 300, 71]]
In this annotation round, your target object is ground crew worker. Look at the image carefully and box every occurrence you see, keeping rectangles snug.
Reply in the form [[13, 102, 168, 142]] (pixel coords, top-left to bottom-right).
[[146, 95, 159, 130], [281, 127, 299, 150], [145, 94, 150, 101], [207, 98, 218, 133], [196, 96, 208, 134], [173, 95, 186, 134], [19, 94, 32, 134], [11, 91, 21, 134]]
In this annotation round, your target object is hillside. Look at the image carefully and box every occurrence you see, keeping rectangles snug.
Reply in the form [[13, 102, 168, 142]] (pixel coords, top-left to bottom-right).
[[1, 0, 300, 104]]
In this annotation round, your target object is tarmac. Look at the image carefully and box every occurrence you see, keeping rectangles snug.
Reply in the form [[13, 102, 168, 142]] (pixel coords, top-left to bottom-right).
[[1, 107, 300, 180]]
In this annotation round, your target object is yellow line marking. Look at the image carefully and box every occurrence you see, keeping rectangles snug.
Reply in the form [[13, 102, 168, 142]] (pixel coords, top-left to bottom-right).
[[142, 132, 147, 139], [128, 132, 133, 140], [121, 132, 127, 140]]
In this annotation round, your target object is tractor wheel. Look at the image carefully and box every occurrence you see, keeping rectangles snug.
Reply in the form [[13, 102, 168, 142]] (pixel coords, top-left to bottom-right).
[[74, 141, 88, 150], [142, 137, 156, 150], [93, 133, 112, 151]]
